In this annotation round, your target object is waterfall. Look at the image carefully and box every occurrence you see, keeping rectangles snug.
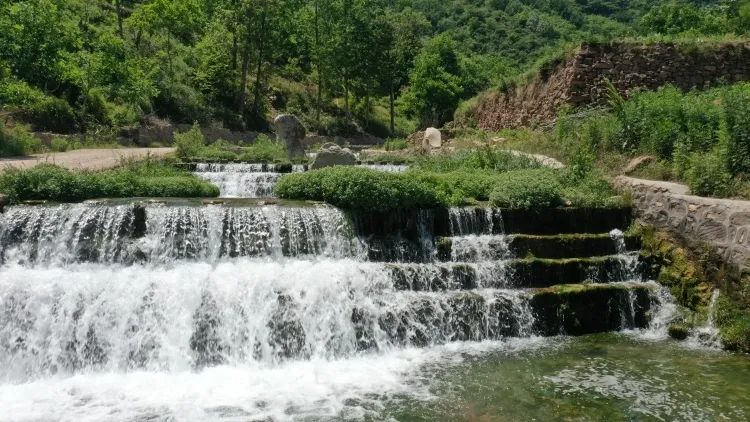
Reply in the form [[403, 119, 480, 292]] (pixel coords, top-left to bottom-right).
[[690, 289, 723, 348], [0, 201, 658, 420], [0, 203, 141, 266], [609, 229, 639, 281], [194, 163, 305, 198]]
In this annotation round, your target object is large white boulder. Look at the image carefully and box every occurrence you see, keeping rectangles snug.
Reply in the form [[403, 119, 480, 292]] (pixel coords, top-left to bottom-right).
[[310, 143, 357, 170], [423, 127, 442, 150]]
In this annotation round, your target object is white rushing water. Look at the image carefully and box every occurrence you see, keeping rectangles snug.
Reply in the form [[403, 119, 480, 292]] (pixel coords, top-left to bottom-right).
[[194, 163, 306, 199], [0, 202, 665, 421]]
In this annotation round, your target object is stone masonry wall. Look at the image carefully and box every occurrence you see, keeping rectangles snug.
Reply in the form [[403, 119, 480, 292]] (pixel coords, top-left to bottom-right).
[[615, 176, 750, 273], [474, 41, 750, 131]]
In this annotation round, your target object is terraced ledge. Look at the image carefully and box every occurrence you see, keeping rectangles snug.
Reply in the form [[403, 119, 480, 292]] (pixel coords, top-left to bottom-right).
[[529, 282, 654, 336], [386, 255, 640, 291], [434, 233, 641, 261]]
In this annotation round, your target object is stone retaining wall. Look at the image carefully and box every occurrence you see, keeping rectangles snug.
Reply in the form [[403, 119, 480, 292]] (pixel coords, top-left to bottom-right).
[[474, 41, 750, 130], [615, 176, 750, 272]]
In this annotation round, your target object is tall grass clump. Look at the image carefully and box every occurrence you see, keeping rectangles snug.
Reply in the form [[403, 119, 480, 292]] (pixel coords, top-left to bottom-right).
[[0, 160, 219, 202]]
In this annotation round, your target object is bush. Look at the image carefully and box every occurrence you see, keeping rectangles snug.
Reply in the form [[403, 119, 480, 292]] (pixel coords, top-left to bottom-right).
[[722, 87, 750, 176], [685, 146, 734, 197], [0, 122, 42, 157], [383, 138, 408, 151], [0, 161, 219, 202], [276, 167, 440, 211], [50, 137, 70, 152], [0, 78, 78, 133], [174, 123, 206, 159], [238, 134, 288, 162], [414, 147, 541, 173], [490, 169, 563, 209]]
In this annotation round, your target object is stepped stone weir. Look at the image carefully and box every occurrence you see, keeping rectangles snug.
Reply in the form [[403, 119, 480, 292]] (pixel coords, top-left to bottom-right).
[[0, 199, 664, 417]]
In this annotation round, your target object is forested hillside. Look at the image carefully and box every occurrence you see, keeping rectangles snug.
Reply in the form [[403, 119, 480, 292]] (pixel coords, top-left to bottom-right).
[[1, 0, 748, 141]]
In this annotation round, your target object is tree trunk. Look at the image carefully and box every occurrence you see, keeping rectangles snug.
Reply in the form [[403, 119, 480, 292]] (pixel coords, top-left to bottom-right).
[[389, 82, 395, 135], [115, 0, 124, 39], [251, 7, 269, 117], [238, 49, 250, 112], [314, 0, 321, 125]]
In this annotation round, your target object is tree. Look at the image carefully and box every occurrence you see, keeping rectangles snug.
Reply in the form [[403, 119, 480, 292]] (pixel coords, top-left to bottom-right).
[[399, 34, 464, 128]]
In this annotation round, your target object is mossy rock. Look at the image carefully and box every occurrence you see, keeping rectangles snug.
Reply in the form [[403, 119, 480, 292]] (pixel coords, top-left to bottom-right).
[[667, 323, 690, 340]]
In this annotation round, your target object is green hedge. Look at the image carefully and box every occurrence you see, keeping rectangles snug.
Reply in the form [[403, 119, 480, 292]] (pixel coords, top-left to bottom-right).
[[276, 167, 441, 211], [0, 162, 219, 202], [276, 166, 621, 211], [490, 169, 563, 209]]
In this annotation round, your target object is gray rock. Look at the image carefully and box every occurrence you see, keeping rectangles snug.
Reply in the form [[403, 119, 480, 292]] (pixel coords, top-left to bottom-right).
[[274, 114, 306, 158], [310, 143, 357, 170]]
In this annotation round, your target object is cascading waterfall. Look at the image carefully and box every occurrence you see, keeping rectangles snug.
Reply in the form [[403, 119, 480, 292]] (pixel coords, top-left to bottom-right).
[[609, 228, 639, 281], [194, 163, 306, 198], [0, 201, 665, 420]]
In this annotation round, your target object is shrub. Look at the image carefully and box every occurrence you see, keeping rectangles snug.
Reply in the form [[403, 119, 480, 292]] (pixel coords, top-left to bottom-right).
[[0, 78, 78, 133], [0, 122, 42, 157], [276, 167, 440, 211], [383, 138, 408, 151], [685, 147, 734, 197], [0, 161, 219, 202], [50, 137, 70, 152], [722, 87, 750, 176], [490, 169, 563, 209], [414, 147, 540, 173], [174, 123, 206, 159], [238, 134, 288, 162]]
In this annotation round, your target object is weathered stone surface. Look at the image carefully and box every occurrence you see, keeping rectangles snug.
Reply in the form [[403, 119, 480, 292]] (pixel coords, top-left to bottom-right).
[[274, 114, 306, 158], [616, 176, 750, 270], [423, 127, 442, 149], [310, 142, 357, 170]]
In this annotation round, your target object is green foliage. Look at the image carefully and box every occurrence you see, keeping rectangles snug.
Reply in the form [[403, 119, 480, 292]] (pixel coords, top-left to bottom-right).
[[50, 137, 70, 153], [237, 135, 288, 162], [0, 122, 43, 157], [383, 138, 408, 151], [722, 87, 750, 176], [413, 148, 541, 173], [716, 294, 750, 352], [276, 167, 440, 211], [490, 169, 563, 209], [685, 147, 735, 197], [0, 161, 219, 203], [174, 123, 206, 159]]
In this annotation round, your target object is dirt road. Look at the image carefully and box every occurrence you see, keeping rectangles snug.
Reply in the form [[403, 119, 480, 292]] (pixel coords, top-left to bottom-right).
[[0, 148, 176, 171]]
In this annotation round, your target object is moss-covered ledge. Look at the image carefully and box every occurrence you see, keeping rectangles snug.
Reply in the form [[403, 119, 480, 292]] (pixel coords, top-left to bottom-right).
[[637, 224, 750, 352]]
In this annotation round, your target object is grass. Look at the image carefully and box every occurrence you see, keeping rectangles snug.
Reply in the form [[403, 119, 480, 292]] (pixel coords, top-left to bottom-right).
[[0, 159, 219, 203]]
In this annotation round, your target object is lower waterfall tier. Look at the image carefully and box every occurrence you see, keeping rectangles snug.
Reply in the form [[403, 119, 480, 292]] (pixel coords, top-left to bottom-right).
[[0, 259, 658, 382]]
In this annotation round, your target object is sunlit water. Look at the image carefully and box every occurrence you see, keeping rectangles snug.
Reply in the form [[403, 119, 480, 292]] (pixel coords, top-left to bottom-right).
[[0, 332, 747, 421]]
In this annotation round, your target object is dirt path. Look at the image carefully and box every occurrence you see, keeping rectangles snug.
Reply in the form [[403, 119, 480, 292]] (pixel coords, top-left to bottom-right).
[[0, 148, 176, 172]]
